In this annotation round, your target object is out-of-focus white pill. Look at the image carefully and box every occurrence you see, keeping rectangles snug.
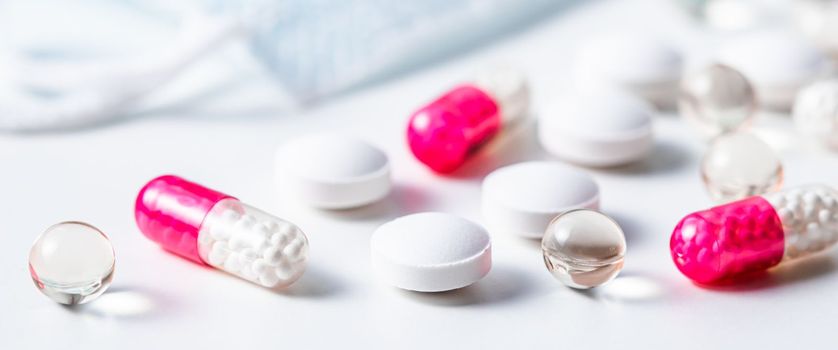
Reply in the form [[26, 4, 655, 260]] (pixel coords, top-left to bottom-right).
[[482, 162, 599, 239], [371, 213, 491, 292], [573, 34, 683, 108], [793, 79, 838, 149], [792, 0, 838, 58], [538, 90, 654, 167], [718, 31, 831, 110], [277, 133, 391, 209]]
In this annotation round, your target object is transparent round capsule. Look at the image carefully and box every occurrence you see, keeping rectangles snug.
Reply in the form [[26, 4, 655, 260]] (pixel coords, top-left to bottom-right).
[[29, 222, 115, 305], [679, 63, 756, 138], [541, 209, 626, 289], [701, 132, 783, 202]]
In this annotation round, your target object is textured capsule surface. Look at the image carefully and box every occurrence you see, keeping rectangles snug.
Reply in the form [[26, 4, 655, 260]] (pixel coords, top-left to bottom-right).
[[671, 185, 838, 284], [29, 222, 115, 305], [136, 175, 308, 289], [542, 209, 626, 289], [670, 196, 785, 284], [407, 85, 500, 173], [198, 199, 308, 288]]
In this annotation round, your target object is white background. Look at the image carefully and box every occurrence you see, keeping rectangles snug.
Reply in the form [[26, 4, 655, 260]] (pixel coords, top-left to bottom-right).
[[2, 0, 838, 348]]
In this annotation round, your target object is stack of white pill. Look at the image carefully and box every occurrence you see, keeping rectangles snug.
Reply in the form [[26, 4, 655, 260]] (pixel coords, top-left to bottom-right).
[[764, 186, 838, 259], [198, 199, 308, 288]]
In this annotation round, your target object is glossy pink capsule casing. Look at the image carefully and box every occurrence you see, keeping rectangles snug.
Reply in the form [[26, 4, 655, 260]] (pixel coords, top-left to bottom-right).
[[135, 175, 309, 288], [407, 69, 529, 173], [670, 185, 838, 284]]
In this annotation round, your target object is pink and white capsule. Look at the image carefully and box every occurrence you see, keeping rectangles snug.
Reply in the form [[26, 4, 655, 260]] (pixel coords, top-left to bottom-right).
[[135, 175, 308, 288], [671, 185, 838, 284]]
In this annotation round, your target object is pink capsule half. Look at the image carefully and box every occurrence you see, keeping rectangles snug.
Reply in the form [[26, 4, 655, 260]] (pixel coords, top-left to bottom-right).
[[407, 70, 529, 174], [670, 185, 838, 284]]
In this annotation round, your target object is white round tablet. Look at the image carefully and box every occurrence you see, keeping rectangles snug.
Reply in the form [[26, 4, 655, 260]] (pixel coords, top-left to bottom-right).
[[277, 133, 391, 209], [573, 34, 683, 108], [370, 212, 491, 292], [793, 79, 838, 149], [718, 31, 831, 110], [482, 161, 599, 238], [538, 90, 654, 167]]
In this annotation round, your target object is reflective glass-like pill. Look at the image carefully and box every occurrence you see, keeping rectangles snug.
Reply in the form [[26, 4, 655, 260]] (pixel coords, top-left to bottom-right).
[[136, 175, 308, 288], [679, 63, 756, 137], [671, 185, 838, 284], [29, 222, 115, 305], [541, 209, 626, 289]]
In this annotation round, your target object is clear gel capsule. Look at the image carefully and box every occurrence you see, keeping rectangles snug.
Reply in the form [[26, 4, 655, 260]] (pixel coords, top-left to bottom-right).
[[679, 63, 756, 137], [541, 209, 626, 289], [671, 185, 838, 284], [29, 222, 115, 305], [701, 132, 783, 202], [407, 68, 530, 173], [135, 175, 308, 288]]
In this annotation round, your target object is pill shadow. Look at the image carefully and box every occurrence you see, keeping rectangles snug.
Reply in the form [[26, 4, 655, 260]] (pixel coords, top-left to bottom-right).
[[694, 254, 838, 292], [309, 183, 432, 222], [61, 284, 172, 320], [277, 265, 345, 298], [570, 271, 670, 304], [450, 117, 548, 180], [396, 265, 532, 307], [606, 139, 692, 175]]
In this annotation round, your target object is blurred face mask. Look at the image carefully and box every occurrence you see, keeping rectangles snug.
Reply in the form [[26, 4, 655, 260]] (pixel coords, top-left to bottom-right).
[[0, 0, 567, 132]]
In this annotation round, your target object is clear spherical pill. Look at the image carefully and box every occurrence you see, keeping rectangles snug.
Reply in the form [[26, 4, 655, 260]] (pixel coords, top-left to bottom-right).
[[541, 209, 626, 289], [701, 132, 783, 202], [679, 63, 756, 137], [29, 222, 115, 305]]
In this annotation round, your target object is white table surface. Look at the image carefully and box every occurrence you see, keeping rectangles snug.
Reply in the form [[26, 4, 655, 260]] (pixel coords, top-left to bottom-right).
[[3, 0, 838, 348]]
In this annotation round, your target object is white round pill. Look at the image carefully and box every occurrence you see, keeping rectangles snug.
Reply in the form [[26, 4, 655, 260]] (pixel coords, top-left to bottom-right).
[[793, 79, 838, 149], [277, 133, 391, 209], [538, 90, 654, 167], [482, 161, 599, 239], [573, 34, 683, 108], [370, 213, 491, 292], [718, 31, 831, 110]]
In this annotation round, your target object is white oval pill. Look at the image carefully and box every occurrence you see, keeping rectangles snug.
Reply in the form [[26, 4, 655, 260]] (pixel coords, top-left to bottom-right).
[[538, 90, 654, 167], [482, 161, 599, 238], [277, 133, 391, 209], [718, 31, 831, 110], [371, 213, 491, 292], [573, 34, 683, 108]]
